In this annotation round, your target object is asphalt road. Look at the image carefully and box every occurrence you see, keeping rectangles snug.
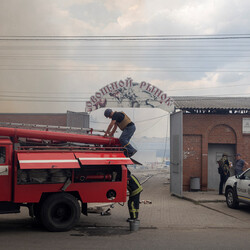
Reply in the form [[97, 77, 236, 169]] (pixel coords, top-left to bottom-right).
[[0, 169, 250, 250]]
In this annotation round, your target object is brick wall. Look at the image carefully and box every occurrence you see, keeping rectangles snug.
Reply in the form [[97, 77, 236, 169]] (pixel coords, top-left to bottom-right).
[[0, 114, 67, 126], [208, 124, 236, 144], [183, 135, 202, 191], [183, 113, 250, 191]]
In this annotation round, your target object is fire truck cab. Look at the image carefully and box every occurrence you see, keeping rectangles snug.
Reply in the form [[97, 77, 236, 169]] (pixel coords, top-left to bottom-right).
[[0, 139, 13, 203]]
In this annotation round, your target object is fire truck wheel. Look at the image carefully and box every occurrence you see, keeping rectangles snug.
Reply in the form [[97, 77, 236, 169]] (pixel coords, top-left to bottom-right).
[[40, 193, 80, 232]]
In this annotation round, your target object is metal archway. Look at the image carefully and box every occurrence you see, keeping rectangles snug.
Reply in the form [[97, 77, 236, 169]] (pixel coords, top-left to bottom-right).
[[85, 78, 174, 113], [85, 78, 182, 196]]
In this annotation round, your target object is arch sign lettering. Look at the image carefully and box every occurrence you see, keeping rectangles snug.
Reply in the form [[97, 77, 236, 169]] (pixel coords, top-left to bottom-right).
[[85, 78, 174, 113]]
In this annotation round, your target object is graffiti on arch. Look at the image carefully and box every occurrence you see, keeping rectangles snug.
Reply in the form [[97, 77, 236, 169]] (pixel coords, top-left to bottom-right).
[[85, 78, 174, 112]]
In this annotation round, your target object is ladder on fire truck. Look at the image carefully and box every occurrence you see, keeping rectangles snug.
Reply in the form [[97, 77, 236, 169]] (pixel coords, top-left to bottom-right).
[[0, 122, 105, 135], [0, 121, 121, 150], [0, 122, 141, 164]]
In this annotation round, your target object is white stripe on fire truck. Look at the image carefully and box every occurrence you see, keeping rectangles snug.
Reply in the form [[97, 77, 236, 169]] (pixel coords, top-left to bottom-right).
[[19, 160, 78, 163], [79, 157, 129, 161]]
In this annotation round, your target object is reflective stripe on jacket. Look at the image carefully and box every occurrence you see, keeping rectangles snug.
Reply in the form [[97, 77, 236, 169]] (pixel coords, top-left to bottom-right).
[[127, 175, 143, 197]]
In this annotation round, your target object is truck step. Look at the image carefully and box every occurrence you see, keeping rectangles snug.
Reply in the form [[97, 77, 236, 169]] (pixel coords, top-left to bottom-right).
[[0, 202, 20, 214]]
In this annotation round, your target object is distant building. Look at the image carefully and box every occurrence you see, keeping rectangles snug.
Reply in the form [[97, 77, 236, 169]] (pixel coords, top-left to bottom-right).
[[0, 111, 89, 128], [172, 96, 250, 192]]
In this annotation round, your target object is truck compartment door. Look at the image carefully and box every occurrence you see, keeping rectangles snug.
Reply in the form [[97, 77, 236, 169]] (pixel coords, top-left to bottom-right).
[[17, 152, 80, 169], [74, 152, 133, 165]]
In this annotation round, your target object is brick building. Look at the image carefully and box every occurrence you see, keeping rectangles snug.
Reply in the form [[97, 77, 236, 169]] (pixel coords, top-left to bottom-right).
[[173, 96, 250, 192], [0, 111, 89, 128]]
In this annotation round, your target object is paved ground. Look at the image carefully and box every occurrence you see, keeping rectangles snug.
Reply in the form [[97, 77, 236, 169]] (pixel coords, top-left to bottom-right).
[[183, 190, 225, 203], [183, 189, 250, 225], [1, 169, 250, 249], [130, 170, 250, 230]]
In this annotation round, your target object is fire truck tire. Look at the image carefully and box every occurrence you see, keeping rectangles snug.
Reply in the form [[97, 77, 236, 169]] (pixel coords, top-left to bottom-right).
[[40, 193, 80, 232]]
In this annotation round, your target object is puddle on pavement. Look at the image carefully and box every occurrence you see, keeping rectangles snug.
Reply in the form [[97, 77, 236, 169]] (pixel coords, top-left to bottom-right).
[[71, 226, 157, 237]]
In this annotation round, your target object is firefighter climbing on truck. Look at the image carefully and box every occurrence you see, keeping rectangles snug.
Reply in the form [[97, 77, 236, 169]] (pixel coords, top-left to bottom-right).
[[104, 109, 137, 157]]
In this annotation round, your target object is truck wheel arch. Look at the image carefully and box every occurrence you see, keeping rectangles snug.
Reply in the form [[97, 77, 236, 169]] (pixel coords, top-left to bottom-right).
[[39, 192, 80, 232]]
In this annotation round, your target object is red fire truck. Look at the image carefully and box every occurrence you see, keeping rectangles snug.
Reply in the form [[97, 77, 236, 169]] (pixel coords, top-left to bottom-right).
[[0, 124, 133, 231]]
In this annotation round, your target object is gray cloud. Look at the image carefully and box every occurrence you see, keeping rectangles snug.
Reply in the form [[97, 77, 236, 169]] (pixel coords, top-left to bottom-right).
[[0, 0, 250, 115], [68, 1, 119, 27], [216, 72, 244, 83]]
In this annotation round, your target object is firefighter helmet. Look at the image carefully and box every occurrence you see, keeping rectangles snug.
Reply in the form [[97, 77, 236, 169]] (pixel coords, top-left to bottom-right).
[[104, 109, 112, 118]]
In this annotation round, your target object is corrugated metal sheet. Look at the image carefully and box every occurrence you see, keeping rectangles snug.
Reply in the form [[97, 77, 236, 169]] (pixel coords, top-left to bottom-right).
[[172, 96, 250, 110], [67, 111, 89, 129]]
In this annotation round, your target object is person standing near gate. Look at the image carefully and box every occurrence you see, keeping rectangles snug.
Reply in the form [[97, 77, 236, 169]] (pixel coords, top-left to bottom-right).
[[235, 153, 248, 176], [103, 109, 137, 157], [217, 153, 230, 195]]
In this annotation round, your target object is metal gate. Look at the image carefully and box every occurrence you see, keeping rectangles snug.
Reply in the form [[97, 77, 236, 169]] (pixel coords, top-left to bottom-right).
[[170, 111, 183, 197]]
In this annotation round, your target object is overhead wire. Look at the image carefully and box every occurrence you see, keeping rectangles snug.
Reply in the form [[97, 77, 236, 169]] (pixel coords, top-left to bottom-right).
[[1, 93, 250, 103], [166, 83, 250, 92], [1, 68, 250, 72], [0, 83, 250, 102], [90, 114, 168, 124], [0, 81, 249, 104], [0, 34, 250, 102], [0, 98, 83, 103], [134, 116, 166, 136], [1, 34, 250, 40]]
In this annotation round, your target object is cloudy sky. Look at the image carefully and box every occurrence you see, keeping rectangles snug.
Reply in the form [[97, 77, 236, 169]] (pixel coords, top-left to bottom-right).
[[0, 0, 250, 137]]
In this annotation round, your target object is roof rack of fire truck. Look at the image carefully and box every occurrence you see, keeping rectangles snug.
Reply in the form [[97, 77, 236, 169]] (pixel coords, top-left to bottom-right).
[[0, 122, 121, 150], [0, 122, 105, 135]]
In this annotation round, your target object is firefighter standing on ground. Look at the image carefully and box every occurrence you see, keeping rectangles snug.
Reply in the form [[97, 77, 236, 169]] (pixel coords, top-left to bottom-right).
[[127, 172, 143, 221], [104, 109, 137, 157]]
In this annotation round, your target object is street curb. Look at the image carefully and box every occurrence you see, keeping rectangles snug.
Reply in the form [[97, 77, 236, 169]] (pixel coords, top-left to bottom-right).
[[172, 193, 226, 204], [172, 194, 199, 205]]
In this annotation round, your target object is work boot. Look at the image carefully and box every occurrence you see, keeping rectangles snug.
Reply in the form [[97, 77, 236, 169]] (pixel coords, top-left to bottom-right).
[[128, 150, 137, 157]]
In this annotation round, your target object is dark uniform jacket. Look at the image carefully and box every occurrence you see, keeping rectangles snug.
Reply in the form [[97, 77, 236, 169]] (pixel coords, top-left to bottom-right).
[[127, 174, 143, 197], [217, 158, 230, 177]]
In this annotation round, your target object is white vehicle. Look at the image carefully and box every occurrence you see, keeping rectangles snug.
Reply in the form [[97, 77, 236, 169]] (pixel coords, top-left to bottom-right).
[[225, 168, 250, 208]]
